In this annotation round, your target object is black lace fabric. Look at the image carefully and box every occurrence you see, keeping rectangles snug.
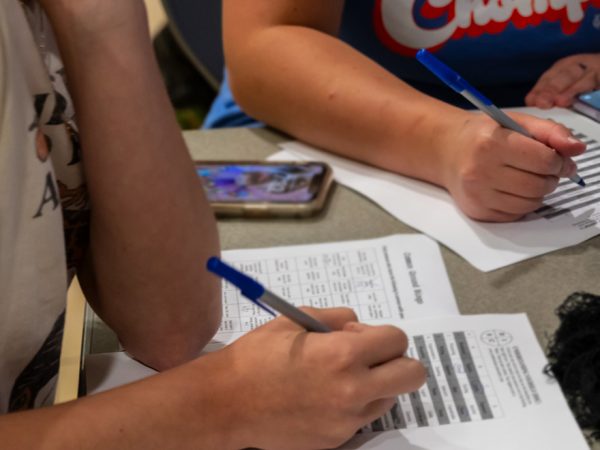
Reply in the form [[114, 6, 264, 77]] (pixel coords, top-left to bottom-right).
[[545, 292, 600, 441]]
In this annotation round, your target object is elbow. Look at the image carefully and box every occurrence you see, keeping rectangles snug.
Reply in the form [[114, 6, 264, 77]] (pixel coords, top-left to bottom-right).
[[124, 279, 223, 372], [225, 36, 269, 122], [227, 67, 262, 121], [190, 291, 223, 356], [160, 282, 223, 370]]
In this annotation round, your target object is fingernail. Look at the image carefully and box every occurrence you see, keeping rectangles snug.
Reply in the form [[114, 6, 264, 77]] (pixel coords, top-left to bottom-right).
[[567, 136, 585, 146]]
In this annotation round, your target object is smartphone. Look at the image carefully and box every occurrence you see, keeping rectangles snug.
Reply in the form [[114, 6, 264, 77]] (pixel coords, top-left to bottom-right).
[[195, 161, 333, 217], [573, 90, 600, 122]]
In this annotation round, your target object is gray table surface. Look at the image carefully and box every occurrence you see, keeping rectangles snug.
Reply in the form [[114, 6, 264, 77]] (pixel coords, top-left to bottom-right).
[[85, 127, 600, 447]]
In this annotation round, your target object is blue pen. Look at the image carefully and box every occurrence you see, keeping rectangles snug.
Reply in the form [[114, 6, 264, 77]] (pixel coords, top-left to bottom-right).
[[207, 256, 331, 333], [416, 48, 586, 187]]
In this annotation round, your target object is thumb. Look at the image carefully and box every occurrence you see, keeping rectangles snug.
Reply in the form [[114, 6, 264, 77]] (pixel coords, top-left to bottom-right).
[[523, 115, 587, 157]]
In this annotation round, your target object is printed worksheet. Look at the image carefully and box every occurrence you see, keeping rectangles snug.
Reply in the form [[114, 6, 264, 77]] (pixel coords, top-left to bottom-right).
[[342, 314, 588, 450], [85, 234, 457, 393], [213, 233, 458, 344], [273, 107, 600, 271], [86, 315, 589, 450]]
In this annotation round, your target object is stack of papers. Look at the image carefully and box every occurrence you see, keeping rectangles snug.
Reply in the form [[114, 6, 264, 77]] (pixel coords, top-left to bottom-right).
[[86, 234, 588, 449], [341, 313, 587, 449]]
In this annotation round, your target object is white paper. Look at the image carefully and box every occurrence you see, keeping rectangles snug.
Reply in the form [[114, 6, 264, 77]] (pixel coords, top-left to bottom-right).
[[86, 352, 157, 394], [85, 342, 226, 394], [273, 107, 600, 271], [86, 315, 589, 450], [341, 314, 589, 450], [86, 235, 456, 392], [213, 234, 458, 344]]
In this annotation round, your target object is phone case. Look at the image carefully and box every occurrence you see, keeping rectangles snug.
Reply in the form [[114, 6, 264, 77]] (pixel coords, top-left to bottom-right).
[[196, 161, 334, 218], [573, 98, 600, 123]]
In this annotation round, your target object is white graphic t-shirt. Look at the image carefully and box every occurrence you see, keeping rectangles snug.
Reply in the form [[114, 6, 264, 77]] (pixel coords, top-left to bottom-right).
[[0, 0, 88, 413]]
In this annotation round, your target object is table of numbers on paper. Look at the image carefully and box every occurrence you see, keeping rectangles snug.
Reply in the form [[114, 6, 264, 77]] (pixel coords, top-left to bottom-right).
[[213, 234, 459, 343]]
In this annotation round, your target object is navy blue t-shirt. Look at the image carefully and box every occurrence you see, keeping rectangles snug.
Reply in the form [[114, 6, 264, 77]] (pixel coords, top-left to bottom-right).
[[204, 0, 600, 128]]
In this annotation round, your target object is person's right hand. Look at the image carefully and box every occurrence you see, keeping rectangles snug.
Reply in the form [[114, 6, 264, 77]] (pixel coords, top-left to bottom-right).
[[439, 111, 586, 222], [212, 307, 426, 450]]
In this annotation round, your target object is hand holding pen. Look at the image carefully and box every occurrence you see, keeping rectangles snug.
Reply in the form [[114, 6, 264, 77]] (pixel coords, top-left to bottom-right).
[[206, 257, 426, 449], [416, 49, 587, 222]]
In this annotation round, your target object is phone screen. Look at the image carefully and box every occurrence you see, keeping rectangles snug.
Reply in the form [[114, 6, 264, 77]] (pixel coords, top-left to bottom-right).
[[195, 162, 327, 203], [578, 90, 600, 109]]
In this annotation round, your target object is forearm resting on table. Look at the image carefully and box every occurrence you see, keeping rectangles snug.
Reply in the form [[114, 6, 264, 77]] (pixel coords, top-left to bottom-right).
[[224, 17, 585, 223], [0, 358, 239, 450], [42, 0, 221, 369], [226, 24, 467, 187]]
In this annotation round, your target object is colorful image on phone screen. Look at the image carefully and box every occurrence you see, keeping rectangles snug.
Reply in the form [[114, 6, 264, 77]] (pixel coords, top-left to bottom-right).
[[196, 163, 326, 203]]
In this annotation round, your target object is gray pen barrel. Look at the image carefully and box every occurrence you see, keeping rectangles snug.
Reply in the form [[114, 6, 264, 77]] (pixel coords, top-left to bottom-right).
[[260, 291, 332, 333]]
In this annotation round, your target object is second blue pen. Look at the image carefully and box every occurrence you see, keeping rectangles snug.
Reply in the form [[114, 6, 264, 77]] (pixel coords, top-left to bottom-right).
[[416, 48, 585, 187]]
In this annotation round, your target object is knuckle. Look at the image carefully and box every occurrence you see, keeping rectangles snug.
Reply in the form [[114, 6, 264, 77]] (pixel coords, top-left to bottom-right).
[[467, 208, 498, 222], [505, 198, 528, 215], [532, 199, 545, 211], [525, 176, 554, 197], [461, 182, 486, 211], [321, 423, 359, 449], [534, 176, 558, 195], [548, 72, 571, 89], [455, 191, 491, 221], [338, 307, 359, 322], [472, 130, 496, 154], [329, 339, 359, 369], [546, 79, 562, 91], [493, 212, 521, 223], [516, 197, 542, 214], [538, 152, 561, 175], [458, 162, 485, 192], [566, 65, 583, 78], [551, 121, 570, 136], [461, 192, 521, 221], [462, 137, 496, 182], [461, 205, 489, 221], [547, 176, 560, 192], [333, 379, 362, 410], [381, 325, 409, 353]]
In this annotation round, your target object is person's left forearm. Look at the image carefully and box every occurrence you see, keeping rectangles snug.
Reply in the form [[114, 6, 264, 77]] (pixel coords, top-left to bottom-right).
[[42, 0, 221, 370]]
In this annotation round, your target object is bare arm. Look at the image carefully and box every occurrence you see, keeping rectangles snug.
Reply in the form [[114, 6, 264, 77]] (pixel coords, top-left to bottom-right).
[[3, 5, 429, 448], [1, 309, 425, 450], [0, 357, 235, 450], [41, 0, 221, 369], [224, 0, 585, 222], [224, 0, 457, 186]]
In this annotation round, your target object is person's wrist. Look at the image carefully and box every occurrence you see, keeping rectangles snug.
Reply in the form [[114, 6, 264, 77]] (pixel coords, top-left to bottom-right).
[[187, 351, 254, 450], [422, 105, 471, 190]]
